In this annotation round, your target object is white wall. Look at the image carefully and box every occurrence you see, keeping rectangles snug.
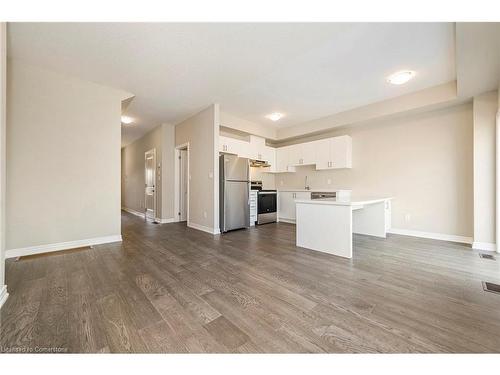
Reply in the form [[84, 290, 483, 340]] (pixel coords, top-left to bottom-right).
[[121, 123, 175, 221], [276, 103, 474, 240], [175, 104, 219, 233], [0, 23, 7, 307], [473, 91, 498, 250], [6, 60, 131, 255]]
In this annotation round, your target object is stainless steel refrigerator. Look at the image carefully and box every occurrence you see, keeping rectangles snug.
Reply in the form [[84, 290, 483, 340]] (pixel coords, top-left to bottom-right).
[[219, 154, 250, 233]]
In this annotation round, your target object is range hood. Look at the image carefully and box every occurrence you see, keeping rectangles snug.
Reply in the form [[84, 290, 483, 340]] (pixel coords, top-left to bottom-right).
[[249, 159, 271, 168]]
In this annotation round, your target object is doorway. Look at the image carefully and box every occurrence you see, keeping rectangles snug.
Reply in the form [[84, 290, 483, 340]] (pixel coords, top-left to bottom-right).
[[174, 143, 189, 224], [144, 148, 156, 222]]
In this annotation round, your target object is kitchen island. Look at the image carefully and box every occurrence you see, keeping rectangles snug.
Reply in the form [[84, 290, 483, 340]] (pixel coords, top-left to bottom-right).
[[295, 196, 392, 259]]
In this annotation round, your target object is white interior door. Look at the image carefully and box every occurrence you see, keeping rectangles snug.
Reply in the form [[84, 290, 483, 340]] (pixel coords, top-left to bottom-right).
[[179, 149, 188, 221], [145, 149, 156, 221]]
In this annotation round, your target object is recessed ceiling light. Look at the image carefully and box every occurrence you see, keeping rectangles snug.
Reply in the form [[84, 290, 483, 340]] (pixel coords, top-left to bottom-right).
[[121, 116, 134, 124], [387, 70, 416, 85], [266, 112, 284, 122]]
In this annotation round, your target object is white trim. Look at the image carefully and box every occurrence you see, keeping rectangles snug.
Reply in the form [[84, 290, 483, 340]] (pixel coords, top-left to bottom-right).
[[5, 235, 122, 259], [0, 285, 8, 310], [496, 110, 500, 254], [122, 208, 174, 225], [145, 148, 157, 222], [278, 218, 296, 224], [155, 218, 175, 224], [213, 104, 220, 237], [188, 222, 220, 235], [472, 241, 497, 252], [387, 228, 472, 244], [122, 207, 145, 218], [174, 143, 190, 224]]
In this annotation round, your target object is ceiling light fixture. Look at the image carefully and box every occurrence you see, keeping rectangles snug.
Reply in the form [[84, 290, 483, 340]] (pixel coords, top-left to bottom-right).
[[121, 116, 134, 124], [266, 112, 284, 122], [387, 70, 416, 85]]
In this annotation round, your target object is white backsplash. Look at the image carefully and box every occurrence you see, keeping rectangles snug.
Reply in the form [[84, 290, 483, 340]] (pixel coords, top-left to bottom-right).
[[249, 167, 276, 190]]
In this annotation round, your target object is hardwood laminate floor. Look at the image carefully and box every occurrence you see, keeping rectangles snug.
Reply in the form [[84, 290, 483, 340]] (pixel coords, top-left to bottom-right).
[[2, 212, 500, 353]]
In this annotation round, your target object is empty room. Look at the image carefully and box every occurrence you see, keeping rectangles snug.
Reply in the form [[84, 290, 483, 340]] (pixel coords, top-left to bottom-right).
[[1, 0, 500, 372]]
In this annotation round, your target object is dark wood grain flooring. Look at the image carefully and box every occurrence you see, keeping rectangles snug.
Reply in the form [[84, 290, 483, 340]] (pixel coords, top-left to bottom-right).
[[2, 211, 500, 353]]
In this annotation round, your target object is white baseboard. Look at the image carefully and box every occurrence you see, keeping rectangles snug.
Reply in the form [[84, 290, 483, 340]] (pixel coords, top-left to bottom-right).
[[5, 235, 123, 259], [155, 218, 175, 224], [122, 207, 145, 218], [122, 208, 174, 225], [387, 228, 473, 245], [278, 218, 296, 224], [0, 285, 8, 310], [472, 241, 497, 252], [188, 222, 220, 235]]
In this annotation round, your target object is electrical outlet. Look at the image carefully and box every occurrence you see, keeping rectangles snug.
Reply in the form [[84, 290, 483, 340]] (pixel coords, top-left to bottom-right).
[[280, 180, 284, 186], [327, 178, 332, 185], [405, 213, 411, 222], [203, 211, 207, 218]]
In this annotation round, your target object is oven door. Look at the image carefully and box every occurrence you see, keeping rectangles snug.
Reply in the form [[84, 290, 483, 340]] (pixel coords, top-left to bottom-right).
[[257, 192, 277, 214]]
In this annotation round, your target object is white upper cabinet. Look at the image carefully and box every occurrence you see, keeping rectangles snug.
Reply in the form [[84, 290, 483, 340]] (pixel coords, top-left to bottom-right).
[[275, 146, 296, 173], [315, 135, 352, 170], [261, 146, 275, 164], [219, 135, 250, 157], [288, 141, 317, 166], [219, 133, 352, 172], [315, 138, 331, 169]]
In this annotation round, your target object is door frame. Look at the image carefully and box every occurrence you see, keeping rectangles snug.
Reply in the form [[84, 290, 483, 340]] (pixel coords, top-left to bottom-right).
[[174, 143, 190, 225], [144, 148, 156, 222]]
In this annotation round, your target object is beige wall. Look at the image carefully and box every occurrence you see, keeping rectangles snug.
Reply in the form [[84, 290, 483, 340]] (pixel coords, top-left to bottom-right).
[[175, 104, 219, 232], [277, 82, 458, 140], [161, 124, 175, 220], [220, 111, 277, 140], [0, 23, 6, 292], [473, 91, 498, 247], [121, 125, 163, 217], [121, 123, 175, 221], [6, 60, 130, 251], [276, 103, 474, 238]]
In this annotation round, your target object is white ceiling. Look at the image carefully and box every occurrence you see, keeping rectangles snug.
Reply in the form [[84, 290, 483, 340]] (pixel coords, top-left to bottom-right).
[[7, 23, 456, 145]]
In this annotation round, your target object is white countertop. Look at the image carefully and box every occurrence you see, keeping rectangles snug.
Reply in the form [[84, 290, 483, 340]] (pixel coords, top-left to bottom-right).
[[295, 196, 392, 206]]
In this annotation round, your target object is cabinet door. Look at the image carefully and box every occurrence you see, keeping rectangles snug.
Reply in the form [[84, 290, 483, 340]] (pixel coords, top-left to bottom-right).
[[276, 147, 289, 172], [295, 192, 311, 200], [278, 192, 295, 220], [219, 136, 229, 153], [219, 136, 244, 156], [260, 145, 275, 164], [314, 138, 331, 170], [301, 141, 316, 165], [330, 135, 352, 169], [288, 144, 302, 166]]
